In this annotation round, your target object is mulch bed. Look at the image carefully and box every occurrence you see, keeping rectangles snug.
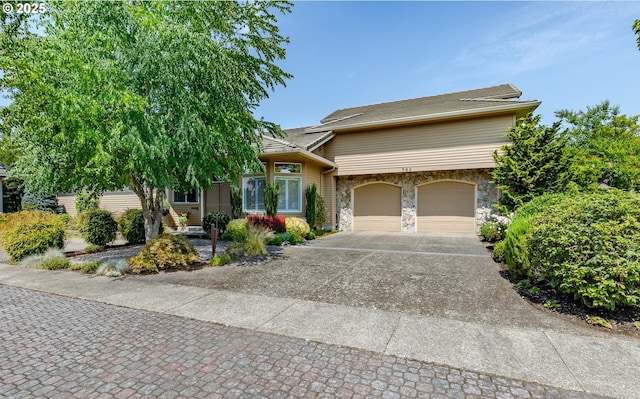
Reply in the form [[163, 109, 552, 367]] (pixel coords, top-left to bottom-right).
[[485, 243, 640, 338]]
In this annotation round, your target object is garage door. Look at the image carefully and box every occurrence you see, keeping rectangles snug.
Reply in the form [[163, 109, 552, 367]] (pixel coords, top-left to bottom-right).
[[353, 183, 402, 232], [417, 181, 475, 233]]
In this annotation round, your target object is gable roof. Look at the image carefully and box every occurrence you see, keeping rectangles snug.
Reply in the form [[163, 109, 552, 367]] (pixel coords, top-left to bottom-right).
[[260, 134, 337, 168], [305, 84, 539, 133]]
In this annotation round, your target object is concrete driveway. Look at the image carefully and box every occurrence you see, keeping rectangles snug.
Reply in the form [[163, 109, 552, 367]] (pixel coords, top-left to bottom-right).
[[134, 231, 592, 333]]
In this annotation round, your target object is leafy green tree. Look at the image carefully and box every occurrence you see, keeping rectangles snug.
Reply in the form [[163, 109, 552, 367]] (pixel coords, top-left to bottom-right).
[[492, 114, 570, 212], [0, 0, 292, 240], [556, 102, 640, 191], [634, 20, 640, 50]]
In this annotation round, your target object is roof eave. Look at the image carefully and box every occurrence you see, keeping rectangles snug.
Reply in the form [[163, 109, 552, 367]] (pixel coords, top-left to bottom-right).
[[305, 101, 541, 133], [260, 148, 338, 168]]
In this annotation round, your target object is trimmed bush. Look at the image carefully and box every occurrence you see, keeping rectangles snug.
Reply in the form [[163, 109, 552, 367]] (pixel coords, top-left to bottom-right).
[[82, 209, 118, 247], [285, 217, 310, 244], [0, 210, 66, 261], [127, 234, 199, 274], [530, 190, 640, 310], [247, 214, 285, 233], [492, 240, 506, 263], [503, 194, 567, 280], [224, 218, 247, 242], [118, 209, 146, 244], [202, 211, 231, 235]]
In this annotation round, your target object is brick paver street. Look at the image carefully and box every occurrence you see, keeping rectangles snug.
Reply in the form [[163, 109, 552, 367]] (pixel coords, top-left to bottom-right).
[[1, 285, 610, 399]]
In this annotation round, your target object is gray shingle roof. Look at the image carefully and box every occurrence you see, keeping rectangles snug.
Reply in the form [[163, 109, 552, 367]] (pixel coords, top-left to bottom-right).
[[306, 84, 538, 132]]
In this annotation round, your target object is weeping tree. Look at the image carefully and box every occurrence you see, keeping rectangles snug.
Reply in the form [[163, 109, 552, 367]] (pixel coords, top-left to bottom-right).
[[0, 0, 292, 240]]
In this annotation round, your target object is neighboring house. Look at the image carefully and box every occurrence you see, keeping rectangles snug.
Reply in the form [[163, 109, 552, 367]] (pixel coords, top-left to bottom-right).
[[58, 84, 540, 233]]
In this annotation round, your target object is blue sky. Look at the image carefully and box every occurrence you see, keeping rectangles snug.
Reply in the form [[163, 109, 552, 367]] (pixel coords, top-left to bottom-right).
[[256, 1, 640, 129]]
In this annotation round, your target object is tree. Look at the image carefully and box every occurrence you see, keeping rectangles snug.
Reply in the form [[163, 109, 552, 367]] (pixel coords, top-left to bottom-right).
[[492, 114, 570, 212], [634, 20, 640, 50], [556, 101, 640, 191], [0, 0, 292, 239]]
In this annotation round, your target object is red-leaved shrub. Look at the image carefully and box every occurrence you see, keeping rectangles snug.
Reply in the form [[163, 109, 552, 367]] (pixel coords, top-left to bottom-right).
[[247, 214, 286, 233]]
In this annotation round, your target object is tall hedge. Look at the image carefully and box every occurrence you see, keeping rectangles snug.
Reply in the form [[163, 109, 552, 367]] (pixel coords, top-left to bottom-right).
[[530, 190, 640, 310], [118, 209, 146, 244]]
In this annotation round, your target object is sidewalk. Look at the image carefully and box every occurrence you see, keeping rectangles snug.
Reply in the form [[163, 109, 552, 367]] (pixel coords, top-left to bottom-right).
[[0, 263, 637, 399]]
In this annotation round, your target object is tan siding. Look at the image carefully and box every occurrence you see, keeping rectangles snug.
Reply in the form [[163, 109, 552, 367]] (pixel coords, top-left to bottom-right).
[[99, 191, 141, 217], [323, 115, 513, 176], [58, 191, 140, 218], [57, 194, 77, 217]]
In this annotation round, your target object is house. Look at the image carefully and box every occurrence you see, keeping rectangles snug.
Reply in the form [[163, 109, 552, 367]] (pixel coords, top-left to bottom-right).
[[59, 84, 540, 233]]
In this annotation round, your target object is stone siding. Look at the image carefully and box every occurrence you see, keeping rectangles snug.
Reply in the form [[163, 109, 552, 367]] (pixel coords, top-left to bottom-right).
[[336, 169, 498, 233]]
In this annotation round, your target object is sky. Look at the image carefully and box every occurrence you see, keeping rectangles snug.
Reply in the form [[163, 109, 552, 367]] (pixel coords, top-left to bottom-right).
[[254, 1, 640, 129]]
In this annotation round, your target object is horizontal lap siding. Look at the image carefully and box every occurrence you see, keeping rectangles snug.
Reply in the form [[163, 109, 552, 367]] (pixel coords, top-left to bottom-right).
[[323, 115, 513, 176], [57, 191, 140, 218]]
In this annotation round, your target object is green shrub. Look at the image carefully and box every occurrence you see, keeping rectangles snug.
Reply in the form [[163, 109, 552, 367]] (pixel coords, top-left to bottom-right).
[[210, 253, 232, 266], [267, 233, 292, 246], [305, 184, 318, 229], [503, 194, 568, 280], [306, 231, 316, 240], [127, 234, 199, 274], [492, 240, 506, 263], [0, 210, 66, 261], [230, 186, 242, 219], [285, 217, 310, 244], [315, 195, 328, 229], [75, 190, 100, 214], [118, 209, 146, 244], [70, 260, 101, 274], [0, 213, 6, 225], [530, 190, 640, 310], [224, 218, 247, 242], [264, 182, 280, 217], [82, 209, 118, 247], [504, 218, 533, 280], [40, 256, 70, 270], [202, 211, 231, 236]]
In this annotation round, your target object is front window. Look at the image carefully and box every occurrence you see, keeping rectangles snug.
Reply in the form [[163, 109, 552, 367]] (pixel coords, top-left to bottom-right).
[[173, 189, 199, 203], [243, 177, 266, 212], [275, 177, 301, 212]]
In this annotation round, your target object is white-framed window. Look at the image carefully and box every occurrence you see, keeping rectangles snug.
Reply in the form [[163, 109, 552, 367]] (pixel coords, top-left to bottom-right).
[[173, 189, 199, 204], [275, 176, 302, 212], [274, 162, 302, 174], [243, 177, 266, 213]]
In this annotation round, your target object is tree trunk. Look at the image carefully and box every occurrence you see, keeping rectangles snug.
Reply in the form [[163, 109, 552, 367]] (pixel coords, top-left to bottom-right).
[[130, 173, 164, 242]]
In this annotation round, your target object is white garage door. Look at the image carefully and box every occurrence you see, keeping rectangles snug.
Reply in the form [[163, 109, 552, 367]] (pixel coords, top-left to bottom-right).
[[353, 183, 402, 232], [417, 181, 475, 233]]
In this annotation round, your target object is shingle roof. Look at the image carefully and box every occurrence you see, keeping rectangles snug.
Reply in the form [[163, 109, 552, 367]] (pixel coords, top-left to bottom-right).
[[306, 84, 539, 133]]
